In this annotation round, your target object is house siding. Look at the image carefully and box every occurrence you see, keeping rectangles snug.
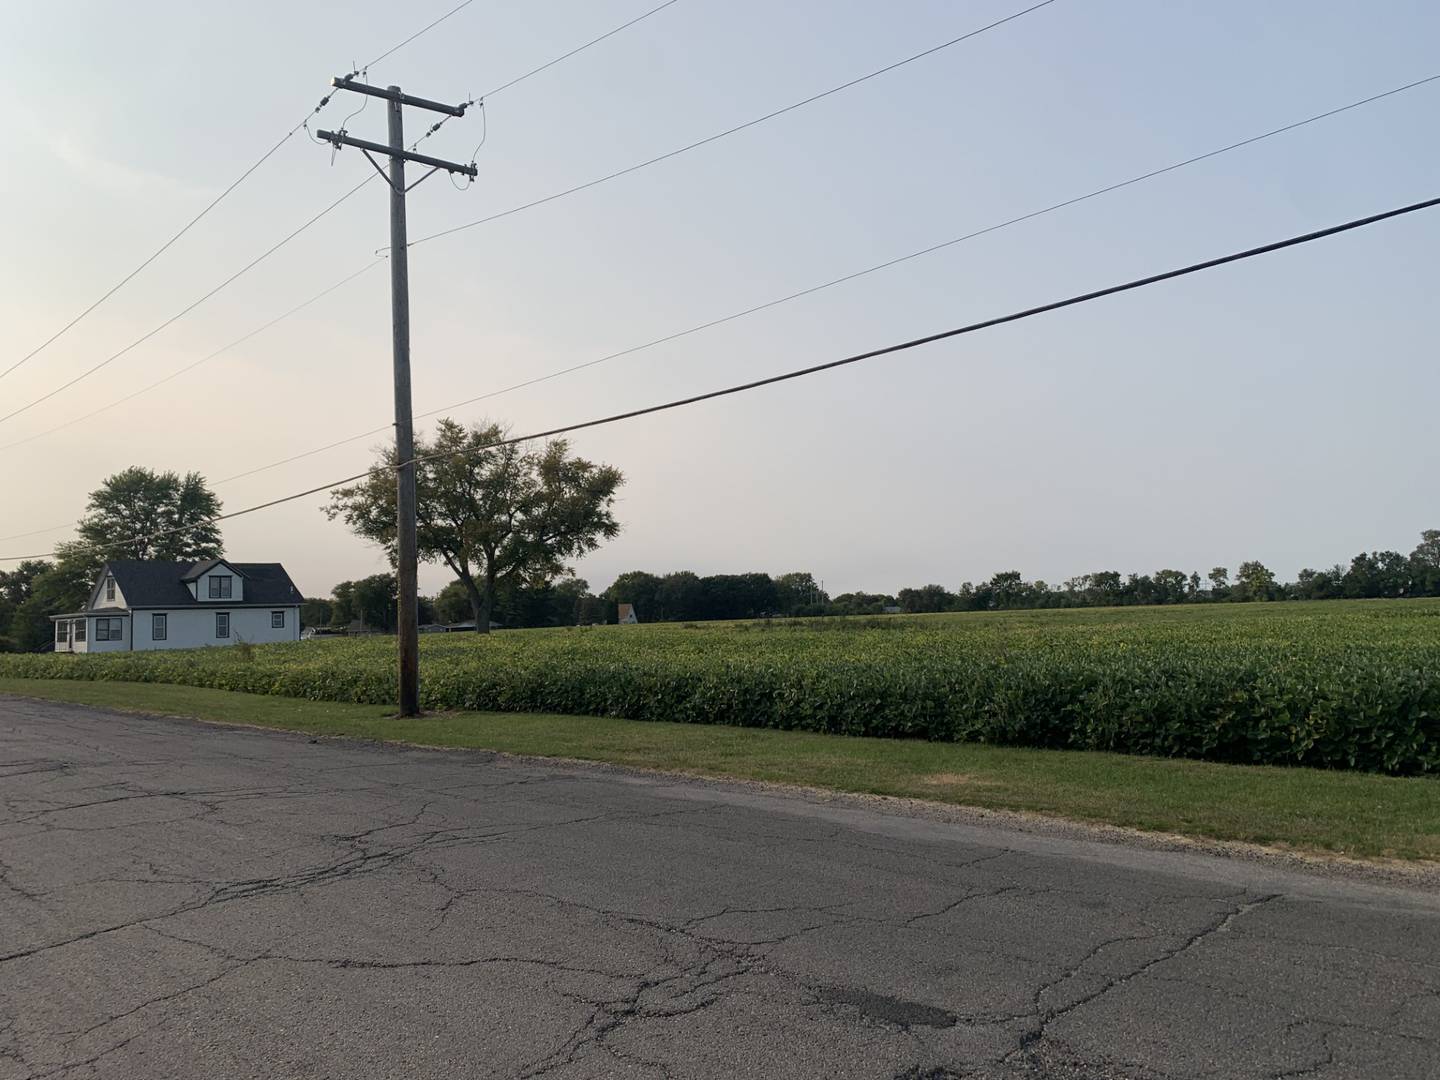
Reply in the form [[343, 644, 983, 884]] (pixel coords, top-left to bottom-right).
[[194, 567, 245, 603], [86, 615, 131, 653], [91, 575, 127, 611], [130, 607, 299, 650]]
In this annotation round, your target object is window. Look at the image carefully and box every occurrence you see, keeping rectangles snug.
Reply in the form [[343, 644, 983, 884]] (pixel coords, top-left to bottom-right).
[[104, 576, 116, 602], [208, 575, 233, 599], [57, 621, 69, 644], [152, 613, 168, 641], [271, 610, 285, 629], [215, 612, 230, 639], [95, 618, 123, 642], [73, 620, 86, 642]]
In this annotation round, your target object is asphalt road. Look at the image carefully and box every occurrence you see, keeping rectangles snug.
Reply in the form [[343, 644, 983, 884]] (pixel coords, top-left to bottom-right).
[[1, 696, 1436, 1079]]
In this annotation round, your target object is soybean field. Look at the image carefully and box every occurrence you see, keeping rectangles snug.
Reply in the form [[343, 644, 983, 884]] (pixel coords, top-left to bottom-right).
[[3, 599, 1437, 774]]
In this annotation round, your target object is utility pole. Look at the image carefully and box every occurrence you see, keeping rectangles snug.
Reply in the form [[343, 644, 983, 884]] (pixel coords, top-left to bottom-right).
[[317, 77, 476, 718]]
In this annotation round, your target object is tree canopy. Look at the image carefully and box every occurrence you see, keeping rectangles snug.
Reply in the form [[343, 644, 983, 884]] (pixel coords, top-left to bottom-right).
[[71, 467, 222, 576], [326, 419, 623, 633]]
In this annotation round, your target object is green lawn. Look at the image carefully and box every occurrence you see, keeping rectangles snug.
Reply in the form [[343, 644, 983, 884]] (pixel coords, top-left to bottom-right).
[[4, 677, 1436, 863]]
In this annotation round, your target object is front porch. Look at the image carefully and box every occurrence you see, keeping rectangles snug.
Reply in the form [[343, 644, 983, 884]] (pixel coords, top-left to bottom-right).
[[51, 612, 130, 654]]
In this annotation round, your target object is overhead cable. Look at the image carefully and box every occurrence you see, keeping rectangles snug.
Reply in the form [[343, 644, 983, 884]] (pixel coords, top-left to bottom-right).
[[4, 191, 1435, 563], [0, 0, 480, 384]]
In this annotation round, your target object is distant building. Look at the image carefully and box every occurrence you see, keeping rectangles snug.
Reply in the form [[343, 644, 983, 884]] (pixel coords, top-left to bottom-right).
[[52, 558, 303, 653], [617, 603, 639, 624]]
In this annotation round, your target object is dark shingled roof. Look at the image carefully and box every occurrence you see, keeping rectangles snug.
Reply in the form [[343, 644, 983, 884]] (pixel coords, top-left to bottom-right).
[[179, 557, 240, 582], [105, 560, 303, 608]]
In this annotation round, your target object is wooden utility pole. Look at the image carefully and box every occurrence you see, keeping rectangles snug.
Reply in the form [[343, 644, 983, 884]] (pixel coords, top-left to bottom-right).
[[317, 77, 476, 717]]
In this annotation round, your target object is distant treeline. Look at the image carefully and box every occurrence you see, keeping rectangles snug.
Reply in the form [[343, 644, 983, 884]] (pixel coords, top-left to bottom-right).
[[294, 528, 1440, 631]]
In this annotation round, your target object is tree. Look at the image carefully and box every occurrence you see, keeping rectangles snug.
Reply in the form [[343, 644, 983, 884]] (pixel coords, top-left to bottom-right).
[[605, 571, 663, 623], [774, 572, 827, 616], [897, 584, 953, 614], [9, 560, 93, 651], [698, 574, 779, 620], [326, 419, 622, 634], [73, 467, 222, 574], [1411, 529, 1440, 596], [300, 598, 333, 628], [432, 582, 472, 624], [828, 592, 896, 616], [1234, 561, 1277, 602], [655, 571, 704, 622], [1149, 570, 1187, 605], [328, 575, 397, 631], [1207, 567, 1230, 601], [1081, 571, 1124, 607]]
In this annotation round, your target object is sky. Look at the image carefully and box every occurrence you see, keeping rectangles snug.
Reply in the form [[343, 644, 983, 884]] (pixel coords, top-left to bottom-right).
[[1, 0, 1437, 599]]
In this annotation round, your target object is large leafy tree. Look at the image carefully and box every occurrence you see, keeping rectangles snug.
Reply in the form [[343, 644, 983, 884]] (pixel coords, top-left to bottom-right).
[[73, 467, 222, 573], [326, 419, 622, 633], [604, 571, 663, 622], [1410, 529, 1440, 596]]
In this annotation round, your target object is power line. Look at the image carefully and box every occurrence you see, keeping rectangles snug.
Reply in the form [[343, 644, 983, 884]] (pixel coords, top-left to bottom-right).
[[405, 1, 686, 159], [5, 192, 1435, 564], [481, 0, 683, 99], [0, 0, 685, 428], [0, 1, 481, 386], [363, 0, 478, 70], [0, 261, 385, 457], [0, 178, 374, 427], [404, 0, 1060, 249], [199, 72, 1440, 488]]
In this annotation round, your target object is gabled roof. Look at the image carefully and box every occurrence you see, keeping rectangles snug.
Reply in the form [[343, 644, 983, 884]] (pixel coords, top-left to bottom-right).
[[179, 558, 246, 582], [102, 560, 303, 608]]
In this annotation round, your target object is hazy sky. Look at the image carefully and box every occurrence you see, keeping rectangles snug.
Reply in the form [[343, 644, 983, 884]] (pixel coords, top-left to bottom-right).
[[1, 0, 1437, 599]]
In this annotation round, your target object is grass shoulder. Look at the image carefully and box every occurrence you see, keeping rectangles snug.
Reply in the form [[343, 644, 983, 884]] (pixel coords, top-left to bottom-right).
[[3, 677, 1435, 864]]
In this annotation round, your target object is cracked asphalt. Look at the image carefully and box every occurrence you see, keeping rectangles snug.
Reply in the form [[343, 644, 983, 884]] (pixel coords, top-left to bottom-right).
[[1, 696, 1437, 1079]]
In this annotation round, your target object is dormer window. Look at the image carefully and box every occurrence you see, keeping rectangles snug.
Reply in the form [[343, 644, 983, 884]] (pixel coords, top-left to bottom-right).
[[208, 575, 233, 599], [104, 576, 115, 602]]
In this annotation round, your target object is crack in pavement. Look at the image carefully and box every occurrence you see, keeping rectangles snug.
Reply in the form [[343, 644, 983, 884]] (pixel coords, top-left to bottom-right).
[[2, 698, 1436, 1080]]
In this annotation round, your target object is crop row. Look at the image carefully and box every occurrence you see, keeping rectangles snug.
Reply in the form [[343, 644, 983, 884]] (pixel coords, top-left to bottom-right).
[[3, 601, 1437, 774]]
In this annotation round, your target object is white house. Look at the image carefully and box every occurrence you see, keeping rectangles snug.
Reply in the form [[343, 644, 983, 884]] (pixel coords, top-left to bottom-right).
[[52, 558, 304, 653]]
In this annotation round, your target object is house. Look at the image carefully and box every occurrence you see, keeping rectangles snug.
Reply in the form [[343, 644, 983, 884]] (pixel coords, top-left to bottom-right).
[[52, 558, 303, 653], [617, 603, 639, 624]]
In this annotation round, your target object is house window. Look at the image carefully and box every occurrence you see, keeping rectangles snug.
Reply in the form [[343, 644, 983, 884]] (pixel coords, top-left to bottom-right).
[[208, 575, 233, 599], [216, 612, 230, 639], [56, 621, 69, 644], [271, 610, 285, 629], [152, 613, 168, 641], [73, 620, 86, 643], [95, 618, 123, 642], [104, 576, 115, 602]]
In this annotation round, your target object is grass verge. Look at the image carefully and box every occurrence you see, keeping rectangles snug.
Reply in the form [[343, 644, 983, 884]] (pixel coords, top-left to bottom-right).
[[3, 677, 1436, 862]]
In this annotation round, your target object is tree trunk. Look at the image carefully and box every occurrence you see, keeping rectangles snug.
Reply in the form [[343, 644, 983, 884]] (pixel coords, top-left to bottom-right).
[[454, 572, 488, 635], [478, 568, 496, 635]]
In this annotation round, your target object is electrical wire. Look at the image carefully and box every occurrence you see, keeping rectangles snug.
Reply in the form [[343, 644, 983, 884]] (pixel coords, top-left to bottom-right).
[[404, 0, 1059, 250], [363, 0, 478, 70], [0, 1, 480, 385], [481, 0, 683, 99], [199, 71, 1440, 488], [1, 0, 696, 424], [413, 0, 684, 159], [0, 260, 385, 457], [0, 0, 712, 453], [5, 191, 1436, 563], [0, 177, 375, 427]]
